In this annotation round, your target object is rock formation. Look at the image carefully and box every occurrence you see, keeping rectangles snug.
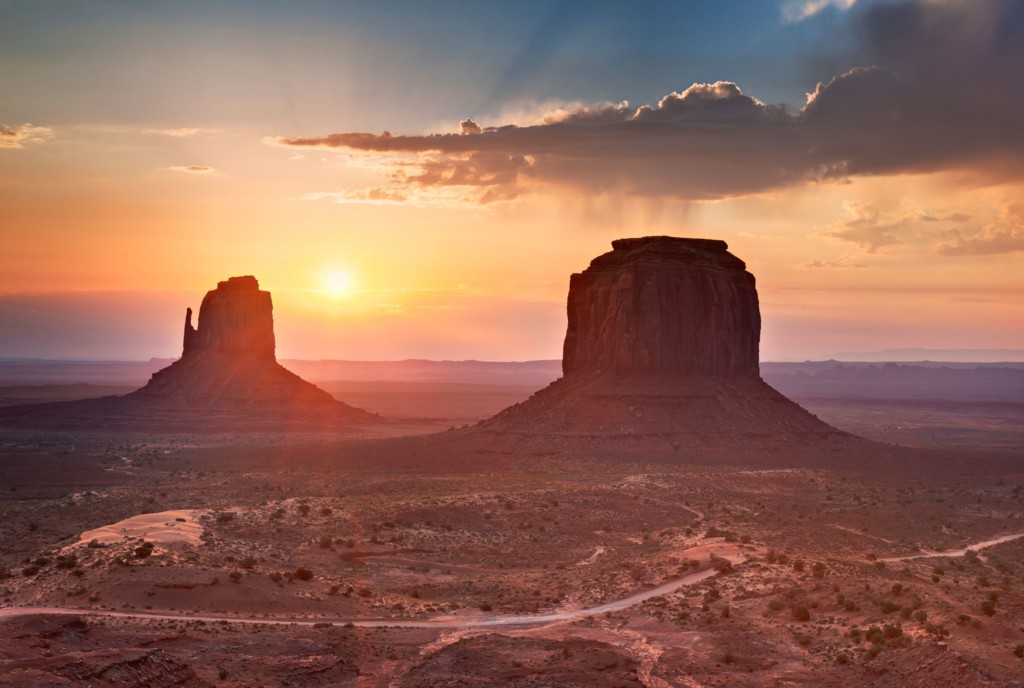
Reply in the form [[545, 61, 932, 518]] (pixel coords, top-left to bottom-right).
[[562, 237, 759, 379], [182, 276, 275, 360], [479, 236, 848, 455], [128, 276, 376, 425]]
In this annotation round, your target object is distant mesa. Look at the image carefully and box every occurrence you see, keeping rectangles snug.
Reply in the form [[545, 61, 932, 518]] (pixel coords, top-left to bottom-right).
[[0, 275, 381, 432], [478, 236, 848, 454], [128, 275, 376, 420]]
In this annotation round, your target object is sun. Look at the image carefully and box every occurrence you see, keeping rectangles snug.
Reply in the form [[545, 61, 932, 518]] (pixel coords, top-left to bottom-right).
[[324, 270, 353, 295]]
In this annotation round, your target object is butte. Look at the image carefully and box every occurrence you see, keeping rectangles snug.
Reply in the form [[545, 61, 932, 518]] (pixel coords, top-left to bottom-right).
[[477, 237, 851, 456], [342, 236, 863, 469], [0, 276, 381, 433]]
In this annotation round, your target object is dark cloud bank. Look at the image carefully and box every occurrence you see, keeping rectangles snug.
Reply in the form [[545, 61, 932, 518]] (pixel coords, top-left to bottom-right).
[[281, 1, 1024, 212]]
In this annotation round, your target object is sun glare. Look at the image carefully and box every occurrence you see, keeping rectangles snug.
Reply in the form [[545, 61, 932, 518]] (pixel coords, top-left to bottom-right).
[[324, 270, 353, 296]]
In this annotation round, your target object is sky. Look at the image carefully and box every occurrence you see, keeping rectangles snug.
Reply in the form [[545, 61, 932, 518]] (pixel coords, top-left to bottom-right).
[[1, 0, 1022, 362]]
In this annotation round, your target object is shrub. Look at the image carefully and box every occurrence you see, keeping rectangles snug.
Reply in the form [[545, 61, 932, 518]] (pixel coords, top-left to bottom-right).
[[1013, 644, 1024, 658], [792, 606, 811, 621], [981, 599, 996, 616], [793, 559, 805, 573], [56, 554, 78, 569], [239, 556, 257, 569], [293, 567, 314, 581], [318, 536, 333, 549], [216, 512, 235, 524], [229, 571, 242, 583]]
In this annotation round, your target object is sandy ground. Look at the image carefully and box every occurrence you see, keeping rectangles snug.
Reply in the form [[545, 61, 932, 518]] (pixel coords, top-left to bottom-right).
[[69, 509, 207, 547]]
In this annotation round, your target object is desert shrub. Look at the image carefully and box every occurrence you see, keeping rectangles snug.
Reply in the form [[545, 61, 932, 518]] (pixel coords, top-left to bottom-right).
[[320, 507, 332, 516], [216, 512, 235, 524], [318, 536, 333, 549], [357, 587, 372, 597], [22, 565, 40, 577], [836, 653, 850, 665], [56, 554, 78, 569], [914, 610, 928, 623], [812, 562, 826, 578], [479, 602, 493, 611], [269, 571, 283, 583], [891, 583, 904, 595], [1013, 644, 1024, 658], [791, 606, 811, 621], [705, 527, 736, 541], [229, 571, 242, 583], [924, 622, 949, 637], [297, 504, 310, 516], [294, 567, 314, 581], [134, 541, 154, 558], [239, 556, 257, 569], [981, 599, 996, 616], [878, 599, 900, 614], [793, 559, 805, 573]]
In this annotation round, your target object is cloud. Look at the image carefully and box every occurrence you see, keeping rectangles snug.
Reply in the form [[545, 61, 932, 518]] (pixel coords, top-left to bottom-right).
[[936, 203, 1024, 256], [821, 199, 976, 253], [0, 123, 52, 149], [300, 186, 481, 209], [800, 258, 869, 269], [782, 0, 858, 23], [141, 127, 216, 137], [168, 165, 214, 174], [275, 0, 1024, 205]]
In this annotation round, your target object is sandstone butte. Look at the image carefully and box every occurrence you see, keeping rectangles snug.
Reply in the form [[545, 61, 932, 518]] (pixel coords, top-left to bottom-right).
[[129, 276, 376, 420], [476, 236, 850, 454], [0, 276, 380, 432]]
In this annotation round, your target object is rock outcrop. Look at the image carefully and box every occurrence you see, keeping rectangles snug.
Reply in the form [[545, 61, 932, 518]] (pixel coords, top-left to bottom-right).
[[182, 276, 275, 360], [563, 237, 760, 379], [127, 276, 376, 424], [479, 236, 848, 455]]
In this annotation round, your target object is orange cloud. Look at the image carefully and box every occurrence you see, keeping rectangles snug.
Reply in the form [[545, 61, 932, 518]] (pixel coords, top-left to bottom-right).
[[0, 123, 52, 149], [169, 165, 214, 174]]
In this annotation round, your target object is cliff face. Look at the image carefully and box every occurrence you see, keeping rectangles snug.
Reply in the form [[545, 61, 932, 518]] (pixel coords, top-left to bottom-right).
[[183, 276, 275, 360], [562, 237, 759, 379]]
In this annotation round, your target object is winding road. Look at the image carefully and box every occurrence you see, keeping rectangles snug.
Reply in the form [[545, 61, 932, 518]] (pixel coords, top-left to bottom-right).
[[0, 550, 739, 630], [6, 532, 1020, 630]]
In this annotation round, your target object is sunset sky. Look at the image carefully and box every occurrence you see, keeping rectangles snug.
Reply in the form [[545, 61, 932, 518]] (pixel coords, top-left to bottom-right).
[[2, 0, 1022, 362]]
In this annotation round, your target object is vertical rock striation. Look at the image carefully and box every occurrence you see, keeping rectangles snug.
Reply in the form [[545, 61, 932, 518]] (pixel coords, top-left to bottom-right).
[[562, 237, 760, 379], [187, 276, 275, 360]]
